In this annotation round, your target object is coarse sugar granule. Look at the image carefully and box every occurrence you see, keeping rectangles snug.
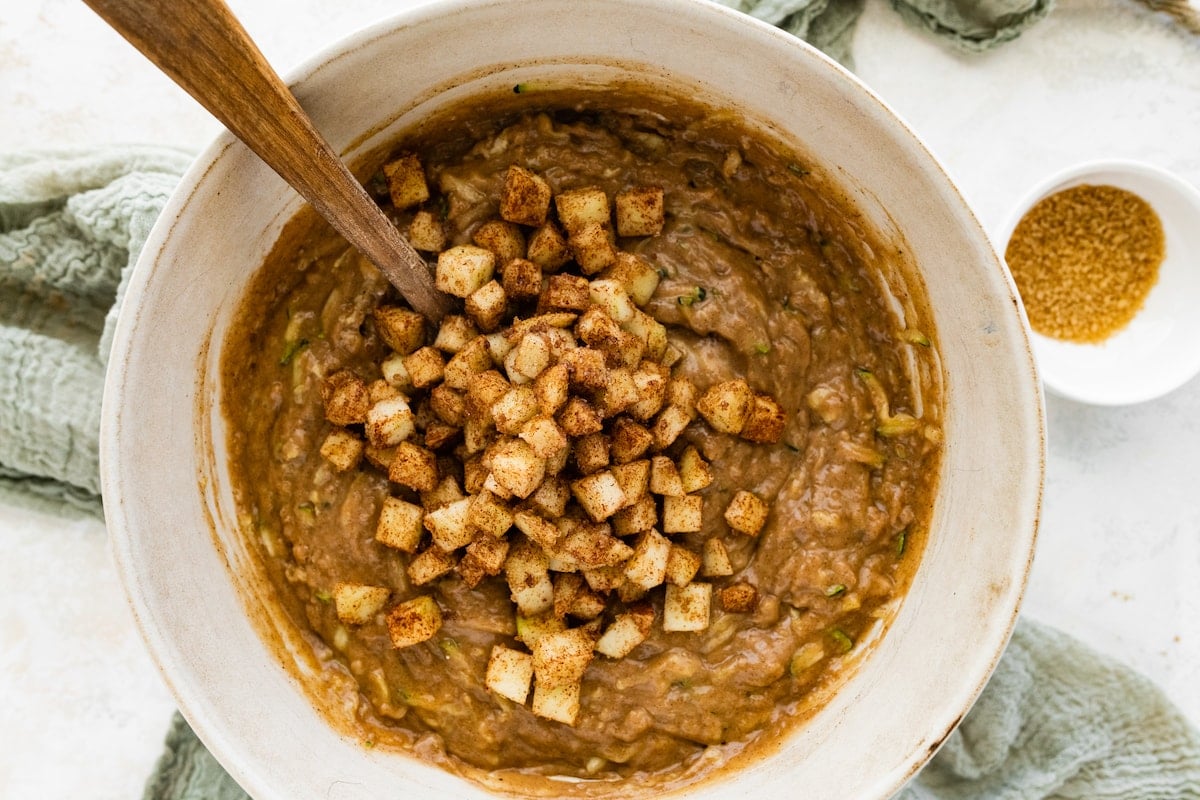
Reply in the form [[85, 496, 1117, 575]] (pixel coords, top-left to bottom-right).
[[1004, 183, 1164, 344]]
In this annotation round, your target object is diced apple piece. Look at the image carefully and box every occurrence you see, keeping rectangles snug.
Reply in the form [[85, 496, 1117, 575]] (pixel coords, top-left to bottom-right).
[[570, 222, 618, 274], [386, 595, 442, 648], [506, 538, 554, 616], [588, 278, 635, 323], [544, 443, 568, 477], [627, 367, 668, 422], [530, 477, 571, 519], [720, 581, 759, 613], [501, 257, 542, 301], [677, 446, 713, 493], [465, 369, 511, 423], [514, 417, 566, 463], [649, 455, 685, 497], [513, 510, 560, 550], [492, 386, 539, 435], [333, 583, 390, 625], [531, 680, 581, 726], [561, 524, 634, 568], [499, 165, 553, 226], [651, 404, 692, 451], [571, 470, 627, 522], [533, 362, 569, 415], [541, 273, 591, 312], [725, 490, 768, 536], [606, 252, 661, 307], [486, 645, 534, 704], [373, 306, 426, 355], [481, 471, 511, 500], [443, 337, 493, 389], [376, 496, 424, 553], [623, 529, 671, 590], [368, 378, 402, 404], [573, 433, 610, 475], [382, 152, 429, 210], [485, 331, 513, 365], [552, 573, 586, 618], [516, 611, 567, 646], [320, 429, 364, 472], [490, 439, 546, 499], [526, 222, 571, 272], [576, 305, 623, 352], [666, 377, 699, 416], [432, 315, 479, 354], [365, 395, 414, 448], [423, 497, 473, 552], [408, 210, 446, 252], [472, 220, 526, 266], [402, 346, 445, 389], [407, 546, 457, 585], [696, 379, 754, 435], [420, 475, 465, 510], [607, 417, 649, 464], [661, 494, 703, 534], [615, 186, 665, 237], [531, 628, 595, 686], [665, 546, 702, 587], [467, 490, 513, 538], [504, 334, 549, 386], [594, 604, 655, 658], [424, 420, 458, 450], [701, 538, 734, 577], [429, 385, 466, 427], [612, 494, 657, 536], [663, 582, 711, 632], [365, 444, 397, 472], [555, 187, 610, 235], [379, 354, 412, 391], [560, 348, 607, 392], [322, 371, 369, 426], [741, 393, 787, 444], [581, 564, 625, 593], [621, 309, 668, 361], [459, 534, 510, 588], [462, 455, 488, 494], [568, 587, 607, 620], [387, 441, 438, 492], [595, 367, 638, 418], [466, 279, 508, 332], [436, 245, 495, 298], [613, 329, 646, 369], [610, 459, 650, 508]]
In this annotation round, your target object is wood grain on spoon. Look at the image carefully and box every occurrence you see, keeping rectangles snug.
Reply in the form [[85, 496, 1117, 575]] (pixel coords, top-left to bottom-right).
[[83, 0, 453, 322]]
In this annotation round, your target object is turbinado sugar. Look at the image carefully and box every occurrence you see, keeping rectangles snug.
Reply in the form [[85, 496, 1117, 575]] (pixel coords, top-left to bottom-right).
[[1005, 184, 1164, 344]]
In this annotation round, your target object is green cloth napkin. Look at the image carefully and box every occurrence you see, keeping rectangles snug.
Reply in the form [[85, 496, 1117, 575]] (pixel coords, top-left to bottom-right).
[[715, 0, 1054, 65], [0, 147, 192, 515], [4, 4, 1199, 799]]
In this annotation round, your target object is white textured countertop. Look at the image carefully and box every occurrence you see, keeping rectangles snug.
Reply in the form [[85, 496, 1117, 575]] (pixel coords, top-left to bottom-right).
[[2, 1, 1198, 797]]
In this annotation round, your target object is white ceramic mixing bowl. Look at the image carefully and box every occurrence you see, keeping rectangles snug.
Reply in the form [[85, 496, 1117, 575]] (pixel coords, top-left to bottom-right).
[[101, 1, 1044, 797]]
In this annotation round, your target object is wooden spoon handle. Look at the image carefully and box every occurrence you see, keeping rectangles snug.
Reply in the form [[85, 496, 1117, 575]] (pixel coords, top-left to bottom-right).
[[83, 0, 451, 322]]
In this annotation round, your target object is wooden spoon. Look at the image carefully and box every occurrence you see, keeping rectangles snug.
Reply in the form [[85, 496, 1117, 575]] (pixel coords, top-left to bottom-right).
[[83, 0, 452, 322]]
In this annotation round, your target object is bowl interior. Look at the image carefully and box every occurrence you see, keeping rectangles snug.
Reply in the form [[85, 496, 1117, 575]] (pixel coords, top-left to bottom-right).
[[101, 1, 1044, 798], [997, 160, 1200, 406]]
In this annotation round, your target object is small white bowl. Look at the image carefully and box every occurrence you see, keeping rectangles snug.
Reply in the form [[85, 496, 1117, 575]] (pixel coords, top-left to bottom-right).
[[997, 160, 1200, 406]]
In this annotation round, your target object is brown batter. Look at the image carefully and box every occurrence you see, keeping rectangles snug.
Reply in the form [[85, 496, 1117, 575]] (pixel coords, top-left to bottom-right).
[[221, 88, 942, 792]]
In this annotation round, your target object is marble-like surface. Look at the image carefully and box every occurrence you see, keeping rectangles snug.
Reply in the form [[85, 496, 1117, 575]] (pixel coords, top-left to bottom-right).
[[1, 1, 1198, 798]]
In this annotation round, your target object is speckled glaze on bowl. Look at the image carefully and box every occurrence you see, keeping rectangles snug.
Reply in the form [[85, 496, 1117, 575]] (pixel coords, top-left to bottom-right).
[[100, 1, 1044, 797]]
